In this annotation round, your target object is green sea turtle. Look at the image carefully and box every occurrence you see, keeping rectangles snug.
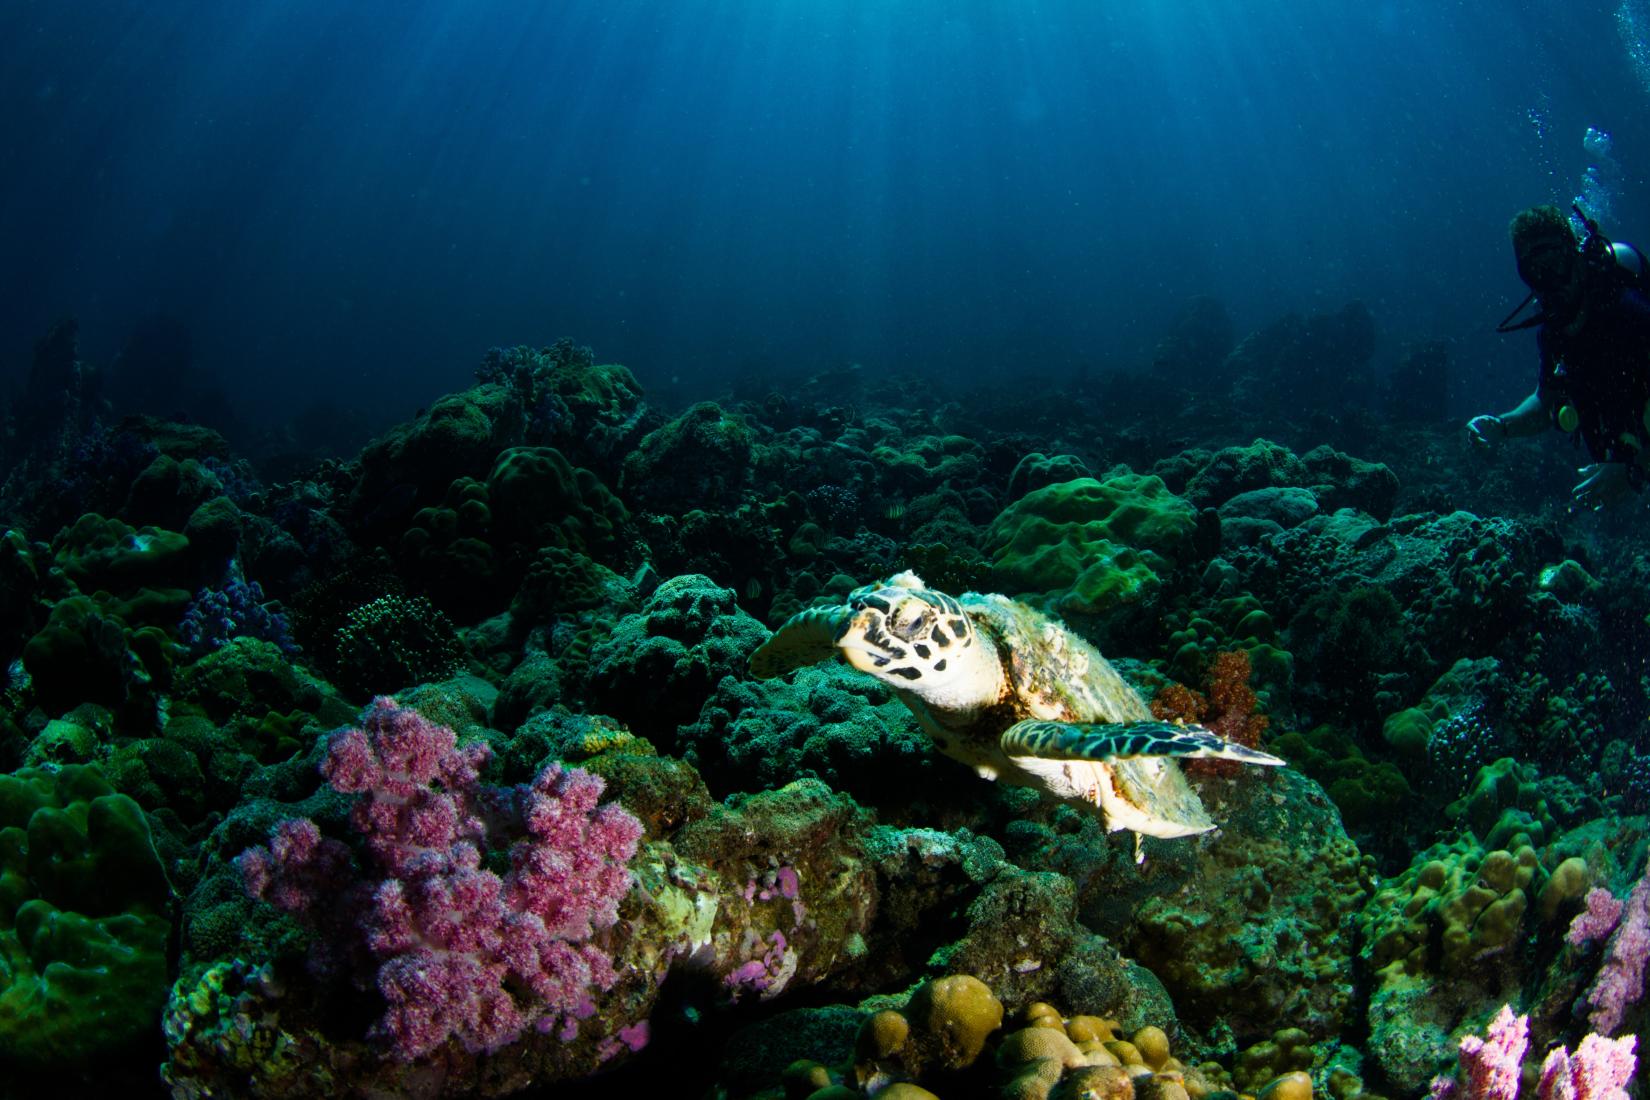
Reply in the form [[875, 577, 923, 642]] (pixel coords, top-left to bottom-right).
[[749, 571, 1284, 845]]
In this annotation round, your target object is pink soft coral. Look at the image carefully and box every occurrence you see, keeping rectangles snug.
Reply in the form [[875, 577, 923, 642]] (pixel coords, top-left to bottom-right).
[[1539, 1033, 1638, 1100], [1432, 1005, 1638, 1100], [1585, 863, 1650, 1036], [1568, 887, 1625, 949], [240, 697, 644, 1061], [1432, 1005, 1528, 1100]]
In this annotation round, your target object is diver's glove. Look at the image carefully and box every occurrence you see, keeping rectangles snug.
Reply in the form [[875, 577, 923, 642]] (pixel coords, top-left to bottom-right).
[[1466, 414, 1508, 448], [1572, 462, 1635, 510]]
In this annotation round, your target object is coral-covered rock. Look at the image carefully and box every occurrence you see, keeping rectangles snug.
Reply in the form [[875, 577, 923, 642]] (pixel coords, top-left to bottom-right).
[[1119, 768, 1370, 1044], [487, 446, 631, 567], [1185, 439, 1397, 523], [474, 343, 651, 474], [172, 765, 891, 1097], [510, 546, 634, 629], [1351, 790, 1615, 1094], [397, 476, 501, 612], [0, 530, 51, 664], [176, 637, 337, 724], [1007, 453, 1091, 502], [1269, 724, 1416, 838], [679, 661, 931, 802], [585, 574, 768, 738], [1300, 445, 1399, 520], [622, 402, 754, 512], [124, 454, 224, 530], [22, 595, 136, 713], [52, 513, 195, 592], [1185, 440, 1314, 511], [350, 387, 526, 541]]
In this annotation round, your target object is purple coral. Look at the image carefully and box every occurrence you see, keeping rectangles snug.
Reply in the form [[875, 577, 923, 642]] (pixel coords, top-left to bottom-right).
[[1432, 1004, 1528, 1100], [1538, 1034, 1638, 1100], [179, 575, 299, 658], [723, 930, 792, 1000], [1568, 887, 1625, 949], [1432, 1005, 1639, 1100], [238, 817, 353, 918], [1585, 863, 1650, 1036], [240, 697, 644, 1061], [804, 483, 860, 529]]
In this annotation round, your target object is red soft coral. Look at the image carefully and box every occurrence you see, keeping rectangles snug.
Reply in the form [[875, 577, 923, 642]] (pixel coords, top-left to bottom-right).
[[1153, 650, 1269, 779], [1205, 649, 1269, 750]]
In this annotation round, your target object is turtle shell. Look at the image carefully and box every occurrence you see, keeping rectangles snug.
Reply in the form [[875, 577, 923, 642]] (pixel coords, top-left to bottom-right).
[[965, 593, 1153, 725], [965, 592, 1216, 837]]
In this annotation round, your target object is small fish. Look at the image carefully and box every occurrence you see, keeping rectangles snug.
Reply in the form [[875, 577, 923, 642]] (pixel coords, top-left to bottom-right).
[[885, 502, 906, 522], [744, 577, 763, 600]]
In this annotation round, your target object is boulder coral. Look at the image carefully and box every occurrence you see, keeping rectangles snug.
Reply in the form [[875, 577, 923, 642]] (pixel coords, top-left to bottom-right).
[[984, 473, 1197, 624], [0, 764, 172, 1066]]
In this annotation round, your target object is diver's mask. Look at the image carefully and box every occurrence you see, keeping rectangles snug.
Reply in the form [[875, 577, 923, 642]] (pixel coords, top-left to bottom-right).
[[1499, 239, 1582, 333], [1516, 240, 1578, 294]]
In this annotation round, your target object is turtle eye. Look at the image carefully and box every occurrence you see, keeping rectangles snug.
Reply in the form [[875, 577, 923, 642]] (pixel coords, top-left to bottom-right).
[[888, 599, 934, 641]]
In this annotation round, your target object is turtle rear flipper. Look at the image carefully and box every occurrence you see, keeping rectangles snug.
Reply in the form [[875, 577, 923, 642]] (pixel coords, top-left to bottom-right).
[[1002, 719, 1286, 766], [749, 606, 851, 679]]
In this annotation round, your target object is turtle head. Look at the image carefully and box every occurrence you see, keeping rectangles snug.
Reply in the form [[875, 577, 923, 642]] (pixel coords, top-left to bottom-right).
[[835, 572, 985, 699], [750, 572, 998, 709]]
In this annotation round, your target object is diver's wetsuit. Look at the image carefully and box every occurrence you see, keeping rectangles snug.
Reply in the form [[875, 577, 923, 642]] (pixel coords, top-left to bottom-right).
[[1537, 284, 1650, 469]]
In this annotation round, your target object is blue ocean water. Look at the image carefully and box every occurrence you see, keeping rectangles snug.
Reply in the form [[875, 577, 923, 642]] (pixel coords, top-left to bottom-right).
[[1, 0, 1642, 431]]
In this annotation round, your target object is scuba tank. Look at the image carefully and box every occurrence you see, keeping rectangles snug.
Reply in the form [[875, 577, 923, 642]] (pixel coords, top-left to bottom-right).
[[1575, 205, 1650, 295]]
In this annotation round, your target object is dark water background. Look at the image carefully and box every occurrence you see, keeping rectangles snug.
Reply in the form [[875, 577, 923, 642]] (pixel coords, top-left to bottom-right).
[[2, 0, 1646, 439]]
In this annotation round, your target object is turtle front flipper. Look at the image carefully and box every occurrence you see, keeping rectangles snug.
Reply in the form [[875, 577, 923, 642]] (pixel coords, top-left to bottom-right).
[[1001, 719, 1286, 766], [749, 605, 852, 678]]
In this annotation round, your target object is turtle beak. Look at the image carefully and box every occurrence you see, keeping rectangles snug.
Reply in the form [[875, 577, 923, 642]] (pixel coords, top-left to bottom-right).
[[838, 608, 906, 672]]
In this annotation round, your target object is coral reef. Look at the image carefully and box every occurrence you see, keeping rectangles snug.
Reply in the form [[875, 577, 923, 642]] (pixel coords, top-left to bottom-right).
[[1, 331, 1646, 1099]]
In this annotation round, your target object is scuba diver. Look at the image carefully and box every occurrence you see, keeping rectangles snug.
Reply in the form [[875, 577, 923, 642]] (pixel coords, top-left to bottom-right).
[[1467, 203, 1650, 509]]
